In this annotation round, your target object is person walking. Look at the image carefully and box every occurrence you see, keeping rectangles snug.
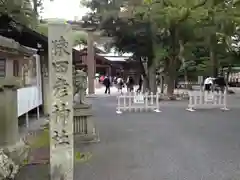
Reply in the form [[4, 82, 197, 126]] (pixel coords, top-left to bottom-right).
[[137, 75, 143, 93], [100, 75, 105, 83], [103, 76, 111, 94], [213, 76, 226, 93], [204, 77, 214, 92], [117, 77, 124, 94], [127, 76, 134, 92]]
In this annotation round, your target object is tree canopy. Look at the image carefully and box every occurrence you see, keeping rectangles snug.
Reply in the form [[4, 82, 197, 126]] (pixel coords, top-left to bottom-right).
[[0, 0, 55, 27], [81, 0, 240, 94], [0, 0, 37, 26], [2, 0, 240, 95]]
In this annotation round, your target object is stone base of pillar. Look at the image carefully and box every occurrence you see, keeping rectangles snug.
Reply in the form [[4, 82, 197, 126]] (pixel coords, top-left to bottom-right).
[[0, 139, 29, 179], [73, 104, 100, 143]]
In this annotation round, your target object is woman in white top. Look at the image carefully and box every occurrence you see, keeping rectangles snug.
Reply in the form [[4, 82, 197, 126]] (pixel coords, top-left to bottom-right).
[[117, 77, 124, 94], [204, 77, 214, 91]]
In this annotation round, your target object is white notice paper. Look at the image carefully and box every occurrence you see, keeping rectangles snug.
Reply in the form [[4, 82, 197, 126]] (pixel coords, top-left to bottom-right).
[[134, 95, 144, 104]]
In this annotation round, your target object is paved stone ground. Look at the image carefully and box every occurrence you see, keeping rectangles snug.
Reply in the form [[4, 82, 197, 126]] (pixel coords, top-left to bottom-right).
[[16, 94, 240, 180]]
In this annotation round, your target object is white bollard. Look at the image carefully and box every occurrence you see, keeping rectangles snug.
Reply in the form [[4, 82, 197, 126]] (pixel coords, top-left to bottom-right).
[[221, 90, 229, 111], [186, 91, 195, 112], [134, 92, 138, 112], [150, 92, 154, 105], [213, 91, 217, 105], [196, 91, 199, 106], [128, 92, 132, 112], [116, 96, 122, 114], [139, 92, 143, 112], [144, 92, 148, 112], [200, 90, 203, 105], [124, 94, 127, 111], [154, 92, 161, 112], [145, 92, 149, 111]]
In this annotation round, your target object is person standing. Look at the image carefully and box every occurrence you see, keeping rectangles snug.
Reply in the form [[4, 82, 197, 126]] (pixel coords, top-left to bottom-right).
[[117, 77, 124, 94], [113, 76, 117, 84], [214, 76, 226, 93], [127, 76, 134, 92], [204, 77, 214, 91], [103, 76, 111, 94], [100, 75, 105, 83], [137, 75, 143, 93]]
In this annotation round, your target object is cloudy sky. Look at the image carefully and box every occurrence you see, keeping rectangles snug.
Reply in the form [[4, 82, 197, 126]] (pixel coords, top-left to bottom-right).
[[41, 0, 89, 20]]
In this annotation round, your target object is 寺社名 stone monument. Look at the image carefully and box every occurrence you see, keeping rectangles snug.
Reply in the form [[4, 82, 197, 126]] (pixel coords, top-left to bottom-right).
[[48, 22, 74, 180]]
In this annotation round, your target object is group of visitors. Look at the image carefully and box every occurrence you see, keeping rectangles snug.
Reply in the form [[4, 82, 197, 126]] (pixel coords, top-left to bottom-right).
[[101, 74, 226, 95], [203, 76, 226, 92], [101, 74, 144, 94]]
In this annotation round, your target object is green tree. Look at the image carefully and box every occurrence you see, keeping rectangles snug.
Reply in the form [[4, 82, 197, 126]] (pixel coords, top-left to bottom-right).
[[144, 0, 240, 94], [0, 0, 55, 27], [143, 0, 209, 95], [72, 31, 87, 46], [82, 0, 240, 95], [36, 23, 48, 36], [0, 0, 37, 27], [193, 0, 240, 77]]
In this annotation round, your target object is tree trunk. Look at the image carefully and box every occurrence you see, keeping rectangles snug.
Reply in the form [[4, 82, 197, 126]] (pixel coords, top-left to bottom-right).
[[178, 39, 188, 89], [184, 73, 189, 89], [139, 57, 149, 92], [210, 35, 218, 77], [160, 75, 164, 93], [166, 26, 178, 96], [166, 70, 175, 96], [166, 57, 177, 96], [148, 63, 157, 93], [226, 65, 232, 86]]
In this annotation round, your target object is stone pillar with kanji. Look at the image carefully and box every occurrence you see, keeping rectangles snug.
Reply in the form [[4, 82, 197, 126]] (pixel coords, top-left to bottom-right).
[[48, 22, 74, 180]]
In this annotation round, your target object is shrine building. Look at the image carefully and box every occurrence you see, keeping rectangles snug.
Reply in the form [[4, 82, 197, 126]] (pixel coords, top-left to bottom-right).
[[74, 44, 140, 80]]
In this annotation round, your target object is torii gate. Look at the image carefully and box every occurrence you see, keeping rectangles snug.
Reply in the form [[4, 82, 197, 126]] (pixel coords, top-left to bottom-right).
[[69, 21, 112, 95]]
